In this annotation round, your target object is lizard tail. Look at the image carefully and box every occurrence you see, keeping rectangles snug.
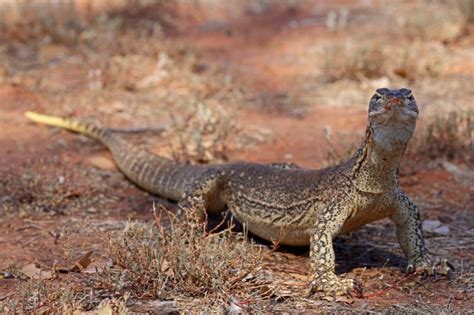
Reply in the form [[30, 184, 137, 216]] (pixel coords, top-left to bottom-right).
[[25, 111, 111, 142], [25, 111, 206, 201]]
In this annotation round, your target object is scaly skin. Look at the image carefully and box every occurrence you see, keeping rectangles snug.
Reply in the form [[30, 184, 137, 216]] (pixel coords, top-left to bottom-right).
[[24, 88, 453, 296]]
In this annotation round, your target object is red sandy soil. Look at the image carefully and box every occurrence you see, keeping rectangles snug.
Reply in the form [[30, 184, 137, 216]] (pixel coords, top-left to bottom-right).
[[0, 0, 473, 312]]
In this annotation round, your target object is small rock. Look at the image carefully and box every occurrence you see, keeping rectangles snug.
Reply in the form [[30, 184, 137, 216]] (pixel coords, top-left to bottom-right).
[[228, 297, 248, 315], [21, 263, 53, 280], [422, 219, 450, 235], [433, 225, 450, 235], [86, 207, 98, 214]]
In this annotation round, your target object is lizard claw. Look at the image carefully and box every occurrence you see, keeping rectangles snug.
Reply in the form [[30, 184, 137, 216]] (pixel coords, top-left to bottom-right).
[[307, 274, 355, 297], [436, 258, 455, 279], [407, 256, 455, 279]]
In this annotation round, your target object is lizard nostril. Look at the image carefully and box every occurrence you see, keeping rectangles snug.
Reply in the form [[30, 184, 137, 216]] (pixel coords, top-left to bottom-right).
[[384, 98, 402, 110]]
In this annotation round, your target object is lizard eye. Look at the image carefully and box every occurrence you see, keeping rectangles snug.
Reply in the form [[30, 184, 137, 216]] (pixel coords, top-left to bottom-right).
[[376, 88, 389, 96], [373, 92, 383, 100], [400, 88, 413, 99]]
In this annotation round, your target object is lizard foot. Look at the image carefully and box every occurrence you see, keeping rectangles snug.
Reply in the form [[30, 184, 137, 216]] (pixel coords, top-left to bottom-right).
[[406, 256, 455, 278], [307, 273, 355, 297]]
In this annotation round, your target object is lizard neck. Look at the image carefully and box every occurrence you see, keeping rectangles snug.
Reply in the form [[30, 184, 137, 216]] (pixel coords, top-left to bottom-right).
[[351, 126, 409, 193]]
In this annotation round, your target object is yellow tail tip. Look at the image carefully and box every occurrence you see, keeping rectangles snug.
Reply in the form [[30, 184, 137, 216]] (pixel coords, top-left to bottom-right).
[[24, 111, 69, 128], [25, 111, 42, 120]]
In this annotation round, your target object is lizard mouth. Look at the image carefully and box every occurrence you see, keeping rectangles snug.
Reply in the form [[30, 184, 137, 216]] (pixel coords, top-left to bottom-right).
[[369, 106, 418, 120], [369, 98, 418, 123]]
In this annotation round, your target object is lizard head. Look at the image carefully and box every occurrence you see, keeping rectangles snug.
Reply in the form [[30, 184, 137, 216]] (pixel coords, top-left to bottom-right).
[[367, 88, 418, 151]]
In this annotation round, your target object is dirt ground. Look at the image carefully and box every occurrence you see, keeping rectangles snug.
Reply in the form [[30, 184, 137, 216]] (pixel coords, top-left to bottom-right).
[[0, 0, 473, 313]]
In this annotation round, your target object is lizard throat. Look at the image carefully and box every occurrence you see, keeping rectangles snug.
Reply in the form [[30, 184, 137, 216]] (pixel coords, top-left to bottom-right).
[[351, 125, 412, 193]]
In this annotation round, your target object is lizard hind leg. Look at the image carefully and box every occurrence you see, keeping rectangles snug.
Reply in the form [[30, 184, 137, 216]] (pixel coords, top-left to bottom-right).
[[176, 169, 226, 222]]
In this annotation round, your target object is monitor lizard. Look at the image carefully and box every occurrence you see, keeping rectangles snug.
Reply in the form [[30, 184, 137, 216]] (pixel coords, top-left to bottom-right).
[[24, 88, 453, 296]]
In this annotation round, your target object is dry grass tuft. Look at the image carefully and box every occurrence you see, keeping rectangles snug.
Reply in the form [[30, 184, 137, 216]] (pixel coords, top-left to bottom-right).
[[402, 2, 465, 42], [322, 41, 446, 83], [322, 43, 385, 82], [458, 0, 474, 26], [165, 103, 239, 164], [1, 280, 79, 314], [93, 205, 268, 312], [322, 127, 362, 167], [392, 43, 445, 81], [409, 110, 473, 162]]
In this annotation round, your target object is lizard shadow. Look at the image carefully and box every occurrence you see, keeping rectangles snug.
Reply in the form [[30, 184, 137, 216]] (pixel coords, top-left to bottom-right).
[[206, 211, 407, 274]]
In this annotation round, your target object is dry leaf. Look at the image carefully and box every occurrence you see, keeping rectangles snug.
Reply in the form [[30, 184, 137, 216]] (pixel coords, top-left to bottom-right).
[[96, 300, 113, 315], [70, 251, 93, 272], [21, 263, 53, 280]]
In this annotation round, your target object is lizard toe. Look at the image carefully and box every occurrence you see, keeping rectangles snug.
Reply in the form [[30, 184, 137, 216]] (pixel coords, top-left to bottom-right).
[[407, 256, 455, 279], [308, 275, 355, 297], [436, 258, 455, 279]]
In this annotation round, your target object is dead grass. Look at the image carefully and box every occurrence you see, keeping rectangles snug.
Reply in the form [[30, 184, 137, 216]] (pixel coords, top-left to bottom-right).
[[0, 280, 80, 314], [92, 205, 269, 312], [409, 110, 473, 162], [1, 206, 270, 313], [392, 43, 445, 81], [402, 2, 465, 42], [322, 127, 361, 167], [0, 2, 87, 46], [322, 41, 446, 83], [458, 0, 474, 26], [165, 102, 239, 164], [322, 43, 385, 82]]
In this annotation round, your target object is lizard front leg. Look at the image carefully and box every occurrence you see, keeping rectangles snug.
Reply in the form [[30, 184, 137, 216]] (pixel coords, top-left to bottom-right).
[[308, 199, 354, 296], [391, 191, 453, 276]]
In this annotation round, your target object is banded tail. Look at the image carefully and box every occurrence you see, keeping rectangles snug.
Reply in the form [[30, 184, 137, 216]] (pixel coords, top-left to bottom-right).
[[24, 111, 205, 200]]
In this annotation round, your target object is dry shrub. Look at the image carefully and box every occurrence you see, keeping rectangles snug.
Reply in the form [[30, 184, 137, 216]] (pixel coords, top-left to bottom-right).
[[322, 43, 385, 82], [392, 43, 445, 81], [0, 280, 80, 314], [165, 102, 239, 164], [458, 0, 474, 26], [410, 110, 473, 161], [0, 2, 88, 46], [95, 205, 267, 311], [322, 127, 361, 167], [322, 41, 446, 83], [402, 3, 464, 42]]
